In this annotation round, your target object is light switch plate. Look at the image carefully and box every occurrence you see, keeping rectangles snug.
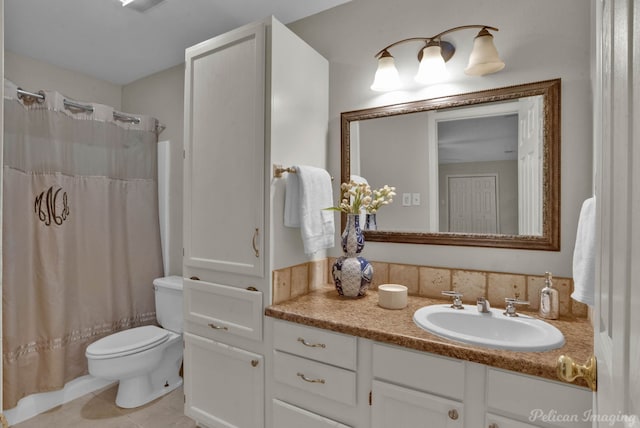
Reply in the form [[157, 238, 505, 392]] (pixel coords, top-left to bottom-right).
[[402, 193, 411, 206], [412, 193, 421, 206]]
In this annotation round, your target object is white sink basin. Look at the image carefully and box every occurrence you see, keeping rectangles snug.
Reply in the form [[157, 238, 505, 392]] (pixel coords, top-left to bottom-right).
[[413, 304, 565, 352]]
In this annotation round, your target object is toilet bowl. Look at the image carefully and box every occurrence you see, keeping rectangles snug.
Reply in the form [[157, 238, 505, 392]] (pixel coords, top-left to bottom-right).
[[86, 276, 183, 408]]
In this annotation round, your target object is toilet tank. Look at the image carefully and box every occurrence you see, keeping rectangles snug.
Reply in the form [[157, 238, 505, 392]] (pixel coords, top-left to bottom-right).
[[153, 276, 183, 333]]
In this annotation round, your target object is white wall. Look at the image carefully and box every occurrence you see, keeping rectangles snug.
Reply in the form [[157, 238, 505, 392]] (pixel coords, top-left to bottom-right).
[[359, 112, 430, 231], [289, 0, 592, 277], [5, 51, 122, 109], [122, 64, 185, 276]]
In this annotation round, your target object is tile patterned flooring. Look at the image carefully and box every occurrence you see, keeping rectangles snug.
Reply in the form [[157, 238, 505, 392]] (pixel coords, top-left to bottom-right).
[[13, 384, 197, 428]]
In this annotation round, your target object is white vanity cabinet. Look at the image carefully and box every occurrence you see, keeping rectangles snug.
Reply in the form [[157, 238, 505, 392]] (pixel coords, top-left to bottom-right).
[[183, 278, 265, 428], [485, 368, 592, 428], [371, 344, 465, 428], [183, 332, 264, 428], [265, 320, 592, 428], [370, 343, 591, 428], [183, 14, 329, 428], [270, 320, 357, 427], [183, 18, 266, 278]]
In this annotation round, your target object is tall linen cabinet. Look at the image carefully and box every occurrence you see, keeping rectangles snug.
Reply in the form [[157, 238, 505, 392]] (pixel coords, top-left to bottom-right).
[[182, 17, 329, 428]]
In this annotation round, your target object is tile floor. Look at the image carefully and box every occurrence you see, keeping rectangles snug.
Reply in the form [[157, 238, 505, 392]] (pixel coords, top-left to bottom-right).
[[13, 384, 197, 428]]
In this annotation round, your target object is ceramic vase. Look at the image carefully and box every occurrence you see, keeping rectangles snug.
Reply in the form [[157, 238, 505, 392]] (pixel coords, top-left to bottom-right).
[[332, 214, 373, 297], [364, 213, 377, 231]]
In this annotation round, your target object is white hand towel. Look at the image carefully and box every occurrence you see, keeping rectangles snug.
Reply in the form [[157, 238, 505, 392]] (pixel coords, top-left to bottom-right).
[[572, 196, 596, 306], [284, 165, 335, 255], [284, 172, 301, 227]]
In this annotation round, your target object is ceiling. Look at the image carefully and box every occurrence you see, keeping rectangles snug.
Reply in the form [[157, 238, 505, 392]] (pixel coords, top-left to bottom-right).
[[438, 114, 519, 164], [5, 0, 349, 85]]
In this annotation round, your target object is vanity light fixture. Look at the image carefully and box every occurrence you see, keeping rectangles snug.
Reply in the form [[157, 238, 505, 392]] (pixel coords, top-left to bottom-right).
[[370, 25, 505, 92]]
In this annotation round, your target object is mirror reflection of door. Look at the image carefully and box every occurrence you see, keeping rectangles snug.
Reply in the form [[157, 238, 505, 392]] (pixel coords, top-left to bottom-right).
[[431, 101, 521, 235], [517, 96, 543, 235], [447, 174, 499, 233]]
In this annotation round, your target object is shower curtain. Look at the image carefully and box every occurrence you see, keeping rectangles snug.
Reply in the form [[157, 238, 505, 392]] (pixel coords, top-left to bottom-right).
[[2, 80, 164, 409]]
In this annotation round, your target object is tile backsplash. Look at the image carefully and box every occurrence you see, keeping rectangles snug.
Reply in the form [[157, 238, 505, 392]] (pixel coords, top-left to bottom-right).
[[272, 259, 588, 318]]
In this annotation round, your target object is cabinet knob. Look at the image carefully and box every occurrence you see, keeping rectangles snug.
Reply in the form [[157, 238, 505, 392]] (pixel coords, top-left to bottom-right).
[[488, 424, 498, 428], [251, 359, 259, 367], [448, 409, 459, 420], [557, 354, 597, 391]]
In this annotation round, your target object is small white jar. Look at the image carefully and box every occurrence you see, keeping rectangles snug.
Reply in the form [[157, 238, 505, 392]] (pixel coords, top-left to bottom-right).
[[378, 284, 408, 310]]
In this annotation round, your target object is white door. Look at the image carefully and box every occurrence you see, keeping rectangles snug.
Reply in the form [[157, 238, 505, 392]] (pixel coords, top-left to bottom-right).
[[447, 175, 498, 234], [593, 0, 639, 425], [183, 22, 265, 278], [517, 96, 543, 235]]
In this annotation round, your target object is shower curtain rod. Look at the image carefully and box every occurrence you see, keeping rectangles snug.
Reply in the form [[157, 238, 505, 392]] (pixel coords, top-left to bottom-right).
[[15, 87, 166, 132]]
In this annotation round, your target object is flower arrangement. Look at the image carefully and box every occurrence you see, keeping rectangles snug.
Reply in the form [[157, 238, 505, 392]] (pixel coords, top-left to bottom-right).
[[327, 180, 396, 214]]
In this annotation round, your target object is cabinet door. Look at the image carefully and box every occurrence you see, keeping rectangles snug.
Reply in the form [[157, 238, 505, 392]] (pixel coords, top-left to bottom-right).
[[184, 332, 264, 428], [371, 380, 463, 428], [184, 21, 265, 277]]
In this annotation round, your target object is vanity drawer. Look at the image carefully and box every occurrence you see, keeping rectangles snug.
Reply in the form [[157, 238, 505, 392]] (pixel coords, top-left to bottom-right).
[[273, 399, 352, 428], [273, 350, 357, 406], [372, 343, 464, 400], [486, 368, 591, 427], [273, 320, 357, 370], [184, 278, 262, 341]]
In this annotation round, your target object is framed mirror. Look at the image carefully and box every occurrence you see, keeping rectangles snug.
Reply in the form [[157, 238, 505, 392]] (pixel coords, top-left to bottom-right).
[[341, 79, 560, 250]]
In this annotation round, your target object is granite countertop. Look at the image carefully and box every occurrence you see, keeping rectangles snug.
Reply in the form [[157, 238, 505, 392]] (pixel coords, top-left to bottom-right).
[[265, 286, 593, 388]]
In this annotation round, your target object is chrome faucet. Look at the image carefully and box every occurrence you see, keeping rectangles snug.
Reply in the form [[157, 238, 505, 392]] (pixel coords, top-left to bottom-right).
[[442, 291, 464, 309], [503, 297, 530, 317], [477, 297, 491, 313]]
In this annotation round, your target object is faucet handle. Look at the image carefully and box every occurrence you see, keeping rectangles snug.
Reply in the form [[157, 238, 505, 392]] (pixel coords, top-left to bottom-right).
[[503, 297, 530, 317], [442, 291, 464, 309]]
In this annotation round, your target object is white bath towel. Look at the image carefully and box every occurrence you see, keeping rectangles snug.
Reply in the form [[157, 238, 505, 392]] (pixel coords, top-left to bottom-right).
[[572, 197, 596, 306], [284, 165, 335, 255]]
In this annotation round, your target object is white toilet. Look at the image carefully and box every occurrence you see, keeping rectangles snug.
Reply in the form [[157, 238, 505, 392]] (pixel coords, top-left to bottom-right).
[[86, 275, 184, 408]]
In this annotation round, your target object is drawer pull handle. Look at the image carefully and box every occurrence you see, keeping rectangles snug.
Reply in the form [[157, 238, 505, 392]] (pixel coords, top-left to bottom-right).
[[190, 276, 200, 280], [252, 228, 260, 258], [297, 372, 325, 384], [488, 424, 498, 428], [297, 337, 326, 348], [448, 409, 459, 420], [208, 323, 228, 331]]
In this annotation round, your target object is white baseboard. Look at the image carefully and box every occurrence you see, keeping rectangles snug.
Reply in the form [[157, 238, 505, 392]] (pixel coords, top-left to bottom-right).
[[3, 375, 116, 426]]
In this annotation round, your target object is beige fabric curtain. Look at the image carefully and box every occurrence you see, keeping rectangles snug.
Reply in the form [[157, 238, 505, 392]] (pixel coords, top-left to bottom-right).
[[2, 80, 164, 409]]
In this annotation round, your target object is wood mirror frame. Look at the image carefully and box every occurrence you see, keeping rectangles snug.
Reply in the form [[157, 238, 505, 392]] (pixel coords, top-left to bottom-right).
[[340, 79, 561, 250]]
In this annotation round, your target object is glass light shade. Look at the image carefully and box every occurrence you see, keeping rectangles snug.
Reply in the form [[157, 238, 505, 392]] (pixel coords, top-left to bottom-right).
[[465, 31, 505, 76], [370, 53, 402, 92], [415, 45, 448, 84]]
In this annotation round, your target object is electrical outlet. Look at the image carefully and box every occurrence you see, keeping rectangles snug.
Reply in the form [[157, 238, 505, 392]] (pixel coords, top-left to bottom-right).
[[402, 193, 411, 206], [412, 193, 421, 206]]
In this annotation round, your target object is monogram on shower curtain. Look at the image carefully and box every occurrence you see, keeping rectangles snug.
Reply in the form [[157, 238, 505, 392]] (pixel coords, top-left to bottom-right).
[[2, 80, 164, 409]]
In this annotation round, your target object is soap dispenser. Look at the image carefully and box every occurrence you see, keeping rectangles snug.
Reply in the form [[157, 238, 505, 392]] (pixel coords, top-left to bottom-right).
[[539, 271, 559, 319]]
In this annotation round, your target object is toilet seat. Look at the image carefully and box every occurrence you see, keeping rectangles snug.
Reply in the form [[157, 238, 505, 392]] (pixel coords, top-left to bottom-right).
[[86, 325, 170, 360]]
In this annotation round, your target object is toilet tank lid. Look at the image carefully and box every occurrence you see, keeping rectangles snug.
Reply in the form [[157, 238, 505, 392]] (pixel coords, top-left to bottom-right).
[[153, 275, 183, 291]]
